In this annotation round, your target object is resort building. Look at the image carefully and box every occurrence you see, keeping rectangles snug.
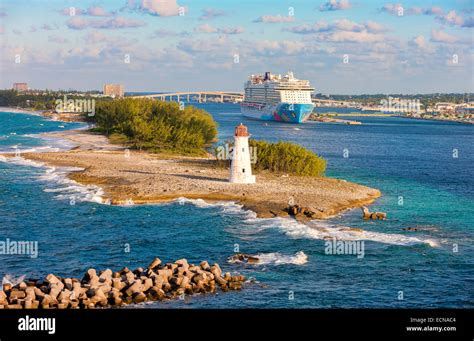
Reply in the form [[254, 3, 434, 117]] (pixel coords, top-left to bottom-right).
[[103, 84, 124, 98], [12, 83, 28, 92]]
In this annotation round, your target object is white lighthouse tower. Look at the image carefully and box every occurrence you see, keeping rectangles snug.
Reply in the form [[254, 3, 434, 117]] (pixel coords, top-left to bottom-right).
[[230, 123, 256, 184]]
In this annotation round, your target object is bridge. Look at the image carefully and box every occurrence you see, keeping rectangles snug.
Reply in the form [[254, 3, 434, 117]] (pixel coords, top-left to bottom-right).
[[128, 91, 244, 103]]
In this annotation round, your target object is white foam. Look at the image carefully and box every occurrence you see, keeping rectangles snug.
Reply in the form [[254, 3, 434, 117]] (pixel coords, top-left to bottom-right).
[[170, 197, 437, 247], [255, 251, 308, 265], [0, 156, 104, 204], [274, 218, 437, 247]]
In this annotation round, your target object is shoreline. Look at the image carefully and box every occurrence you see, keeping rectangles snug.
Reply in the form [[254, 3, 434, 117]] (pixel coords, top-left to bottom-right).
[[3, 128, 381, 221]]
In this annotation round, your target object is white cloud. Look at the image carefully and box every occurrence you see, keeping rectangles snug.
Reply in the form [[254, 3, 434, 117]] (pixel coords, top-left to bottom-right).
[[124, 0, 186, 17], [253, 15, 295, 23], [67, 17, 146, 30], [319, 0, 352, 12], [194, 24, 244, 35], [436, 10, 464, 27], [430, 29, 459, 43]]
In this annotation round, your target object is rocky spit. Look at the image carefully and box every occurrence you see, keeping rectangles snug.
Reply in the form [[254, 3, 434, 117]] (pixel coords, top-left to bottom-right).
[[0, 258, 245, 309]]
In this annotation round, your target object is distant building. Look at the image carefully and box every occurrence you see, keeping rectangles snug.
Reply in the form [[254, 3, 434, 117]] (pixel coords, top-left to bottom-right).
[[434, 102, 454, 111], [103, 84, 124, 98], [13, 83, 28, 92], [229, 123, 256, 184]]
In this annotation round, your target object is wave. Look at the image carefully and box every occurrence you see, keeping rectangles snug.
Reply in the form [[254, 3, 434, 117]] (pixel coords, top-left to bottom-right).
[[0, 156, 104, 204], [254, 251, 308, 265], [278, 218, 438, 247], [174, 198, 438, 247], [173, 197, 255, 217]]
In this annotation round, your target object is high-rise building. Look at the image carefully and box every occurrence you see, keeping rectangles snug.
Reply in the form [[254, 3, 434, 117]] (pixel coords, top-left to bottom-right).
[[13, 83, 28, 91], [103, 84, 124, 98]]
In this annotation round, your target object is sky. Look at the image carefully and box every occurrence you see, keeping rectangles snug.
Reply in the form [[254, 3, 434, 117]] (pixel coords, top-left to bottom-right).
[[0, 0, 473, 94]]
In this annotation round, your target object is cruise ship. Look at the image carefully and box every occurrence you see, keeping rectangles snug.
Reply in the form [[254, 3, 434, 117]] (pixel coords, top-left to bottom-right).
[[240, 71, 315, 123]]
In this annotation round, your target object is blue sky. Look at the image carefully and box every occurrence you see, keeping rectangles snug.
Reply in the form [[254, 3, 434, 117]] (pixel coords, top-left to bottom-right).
[[0, 0, 472, 94]]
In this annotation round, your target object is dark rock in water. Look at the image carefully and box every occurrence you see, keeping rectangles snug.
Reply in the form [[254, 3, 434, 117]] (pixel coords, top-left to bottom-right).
[[227, 253, 260, 264]]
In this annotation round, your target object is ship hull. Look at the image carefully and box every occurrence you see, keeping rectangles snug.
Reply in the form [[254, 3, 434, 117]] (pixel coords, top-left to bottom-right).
[[240, 102, 314, 123]]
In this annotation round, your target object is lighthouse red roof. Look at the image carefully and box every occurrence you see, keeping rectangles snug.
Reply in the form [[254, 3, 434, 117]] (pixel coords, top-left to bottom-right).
[[234, 123, 249, 137]]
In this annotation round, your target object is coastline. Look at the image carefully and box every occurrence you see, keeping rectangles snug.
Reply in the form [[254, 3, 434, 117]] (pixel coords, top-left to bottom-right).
[[0, 106, 43, 116], [4, 128, 381, 220]]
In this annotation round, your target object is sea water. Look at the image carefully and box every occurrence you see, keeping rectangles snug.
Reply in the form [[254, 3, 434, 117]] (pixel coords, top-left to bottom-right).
[[0, 106, 472, 308]]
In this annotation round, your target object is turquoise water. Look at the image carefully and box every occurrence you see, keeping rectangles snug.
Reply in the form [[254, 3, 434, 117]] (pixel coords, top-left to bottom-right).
[[0, 107, 473, 308]]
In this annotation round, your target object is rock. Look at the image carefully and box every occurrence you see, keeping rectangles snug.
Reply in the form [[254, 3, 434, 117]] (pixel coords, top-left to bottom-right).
[[375, 212, 387, 220], [361, 206, 371, 219], [200, 261, 211, 271], [148, 257, 162, 270], [0, 291, 7, 305], [370, 213, 378, 220], [228, 253, 260, 264], [210, 264, 222, 278], [132, 292, 147, 304], [175, 259, 189, 268], [9, 290, 26, 300], [214, 275, 227, 286], [46, 274, 61, 285], [125, 280, 143, 297], [64, 278, 73, 291]]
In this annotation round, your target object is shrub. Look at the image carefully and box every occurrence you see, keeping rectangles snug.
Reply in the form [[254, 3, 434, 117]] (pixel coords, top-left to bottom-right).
[[91, 98, 217, 155]]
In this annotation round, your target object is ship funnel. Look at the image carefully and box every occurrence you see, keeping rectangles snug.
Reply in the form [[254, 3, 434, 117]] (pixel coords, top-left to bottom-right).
[[264, 72, 271, 81]]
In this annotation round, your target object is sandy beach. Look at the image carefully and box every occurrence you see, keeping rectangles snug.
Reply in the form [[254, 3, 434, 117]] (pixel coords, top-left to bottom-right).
[[8, 129, 381, 220]]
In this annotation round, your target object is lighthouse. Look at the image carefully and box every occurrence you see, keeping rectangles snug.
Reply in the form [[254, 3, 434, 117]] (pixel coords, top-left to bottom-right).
[[230, 123, 256, 184]]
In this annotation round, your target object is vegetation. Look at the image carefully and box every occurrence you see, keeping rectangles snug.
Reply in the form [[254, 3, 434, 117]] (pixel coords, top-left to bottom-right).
[[249, 140, 326, 176], [214, 139, 326, 177], [313, 92, 474, 108], [0, 89, 103, 110], [90, 98, 217, 155]]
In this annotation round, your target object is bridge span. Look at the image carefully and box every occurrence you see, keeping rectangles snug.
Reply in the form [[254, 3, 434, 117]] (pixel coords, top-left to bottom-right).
[[129, 91, 244, 103]]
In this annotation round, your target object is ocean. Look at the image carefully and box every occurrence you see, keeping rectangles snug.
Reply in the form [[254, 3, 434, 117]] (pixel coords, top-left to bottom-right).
[[0, 104, 472, 308]]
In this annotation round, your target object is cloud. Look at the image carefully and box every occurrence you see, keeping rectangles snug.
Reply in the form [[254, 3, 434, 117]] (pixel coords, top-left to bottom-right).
[[124, 0, 186, 17], [194, 24, 244, 35], [60, 6, 114, 17], [253, 15, 295, 23], [40, 24, 58, 31], [254, 40, 306, 55], [199, 8, 225, 20], [0, 11, 6, 17], [66, 17, 146, 30], [194, 24, 217, 33], [407, 6, 443, 15], [319, 0, 352, 12], [430, 29, 458, 43], [436, 10, 465, 27], [365, 21, 389, 33], [152, 29, 181, 37], [48, 35, 70, 44], [380, 3, 403, 15], [286, 19, 387, 34], [462, 16, 474, 28], [87, 6, 115, 17]]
